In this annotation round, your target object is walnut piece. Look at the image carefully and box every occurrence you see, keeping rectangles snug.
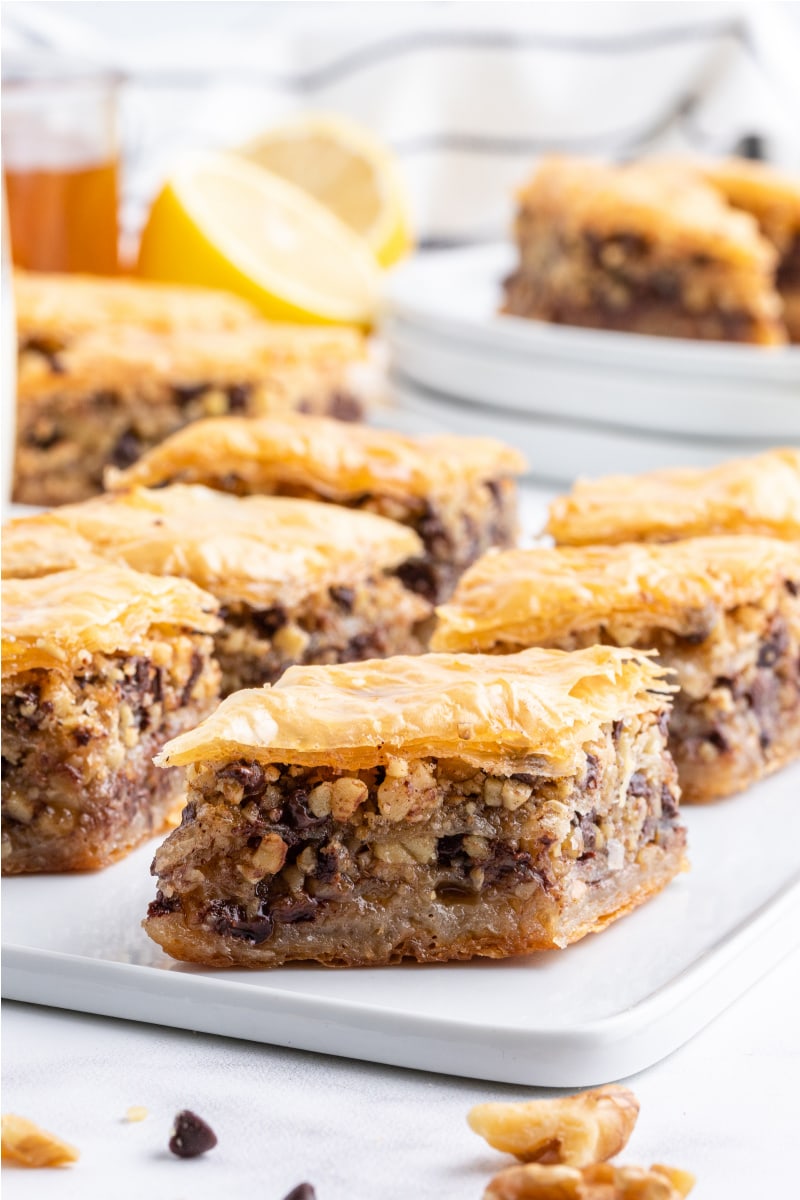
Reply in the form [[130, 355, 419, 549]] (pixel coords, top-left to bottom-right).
[[1, 1114, 79, 1168], [330, 777, 369, 822], [468, 1086, 639, 1166], [484, 1162, 695, 1199]]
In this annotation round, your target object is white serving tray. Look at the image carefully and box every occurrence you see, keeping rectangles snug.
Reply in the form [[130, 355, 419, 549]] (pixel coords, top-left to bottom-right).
[[382, 245, 800, 482], [4, 764, 799, 1087]]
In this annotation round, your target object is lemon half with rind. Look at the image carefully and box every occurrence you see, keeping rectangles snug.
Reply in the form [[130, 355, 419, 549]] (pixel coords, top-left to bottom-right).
[[237, 114, 413, 268], [136, 151, 379, 327]]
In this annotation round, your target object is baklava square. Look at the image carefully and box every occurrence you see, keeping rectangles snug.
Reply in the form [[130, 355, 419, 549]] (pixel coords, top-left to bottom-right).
[[546, 448, 800, 546], [502, 156, 785, 344], [106, 413, 527, 602], [2, 566, 220, 874], [700, 158, 800, 342], [7, 484, 432, 695], [433, 538, 800, 801], [144, 645, 685, 967], [14, 320, 365, 506]]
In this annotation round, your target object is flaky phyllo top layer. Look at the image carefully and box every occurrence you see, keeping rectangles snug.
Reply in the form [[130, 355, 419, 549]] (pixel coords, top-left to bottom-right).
[[700, 159, 800, 248], [2, 566, 220, 677], [432, 537, 800, 652], [2, 521, 104, 580], [14, 269, 260, 342], [515, 156, 776, 270], [17, 321, 364, 401], [547, 448, 800, 546], [106, 413, 527, 498], [156, 645, 673, 776], [7, 485, 423, 608]]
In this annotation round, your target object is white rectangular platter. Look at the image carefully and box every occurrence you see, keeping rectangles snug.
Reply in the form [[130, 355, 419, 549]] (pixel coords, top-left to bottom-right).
[[3, 763, 798, 1088], [3, 492, 799, 1086]]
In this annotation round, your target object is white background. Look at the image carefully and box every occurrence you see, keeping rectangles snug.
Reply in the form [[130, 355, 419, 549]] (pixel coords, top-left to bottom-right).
[[2, 947, 798, 1198]]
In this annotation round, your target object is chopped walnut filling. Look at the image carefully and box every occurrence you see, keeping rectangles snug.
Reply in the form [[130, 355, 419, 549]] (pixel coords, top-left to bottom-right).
[[147, 710, 685, 965], [214, 576, 431, 694], [1, 632, 218, 873]]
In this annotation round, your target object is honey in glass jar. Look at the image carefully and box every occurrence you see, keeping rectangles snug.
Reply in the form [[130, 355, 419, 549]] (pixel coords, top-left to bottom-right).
[[3, 66, 121, 274]]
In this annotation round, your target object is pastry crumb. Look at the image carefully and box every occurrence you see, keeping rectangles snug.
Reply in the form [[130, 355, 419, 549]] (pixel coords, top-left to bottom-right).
[[124, 1106, 148, 1123]]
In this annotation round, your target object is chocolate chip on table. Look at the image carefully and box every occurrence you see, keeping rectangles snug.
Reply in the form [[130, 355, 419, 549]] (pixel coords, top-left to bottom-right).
[[168, 1109, 218, 1158], [281, 1185, 317, 1200]]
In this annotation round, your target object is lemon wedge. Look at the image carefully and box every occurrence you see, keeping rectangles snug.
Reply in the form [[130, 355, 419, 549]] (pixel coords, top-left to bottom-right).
[[236, 114, 413, 268], [136, 151, 379, 326]]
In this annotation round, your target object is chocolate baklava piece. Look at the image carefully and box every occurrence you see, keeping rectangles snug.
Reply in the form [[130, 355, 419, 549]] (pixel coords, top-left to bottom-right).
[[107, 413, 526, 602], [14, 322, 365, 506], [8, 485, 431, 695], [1, 566, 220, 874], [546, 447, 800, 546], [700, 159, 800, 342], [144, 645, 685, 967], [502, 156, 785, 344], [433, 538, 800, 801]]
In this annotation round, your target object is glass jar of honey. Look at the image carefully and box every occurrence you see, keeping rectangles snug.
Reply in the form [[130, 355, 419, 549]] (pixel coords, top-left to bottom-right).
[[3, 65, 122, 274]]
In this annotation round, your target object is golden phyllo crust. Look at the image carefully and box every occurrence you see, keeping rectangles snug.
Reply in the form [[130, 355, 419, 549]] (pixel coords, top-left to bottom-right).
[[17, 322, 363, 403], [1, 521, 103, 580], [433, 538, 800, 652], [547, 448, 800, 546], [106, 413, 526, 497], [2, 566, 220, 677], [9, 485, 422, 609], [156, 645, 673, 776], [14, 269, 261, 347], [515, 156, 777, 270], [104, 415, 524, 607]]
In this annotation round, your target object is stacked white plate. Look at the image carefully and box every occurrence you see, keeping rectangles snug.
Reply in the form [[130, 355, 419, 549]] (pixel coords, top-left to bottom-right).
[[382, 244, 800, 483]]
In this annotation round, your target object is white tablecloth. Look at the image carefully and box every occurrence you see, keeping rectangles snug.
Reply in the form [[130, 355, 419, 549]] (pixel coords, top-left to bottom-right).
[[2, 944, 798, 1199]]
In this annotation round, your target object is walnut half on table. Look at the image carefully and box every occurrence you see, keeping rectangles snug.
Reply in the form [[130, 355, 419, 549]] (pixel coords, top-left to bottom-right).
[[1, 1114, 79, 1168], [468, 1085, 640, 1166]]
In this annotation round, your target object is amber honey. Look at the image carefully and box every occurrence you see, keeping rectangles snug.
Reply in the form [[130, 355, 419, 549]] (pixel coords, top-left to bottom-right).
[[4, 158, 120, 274]]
